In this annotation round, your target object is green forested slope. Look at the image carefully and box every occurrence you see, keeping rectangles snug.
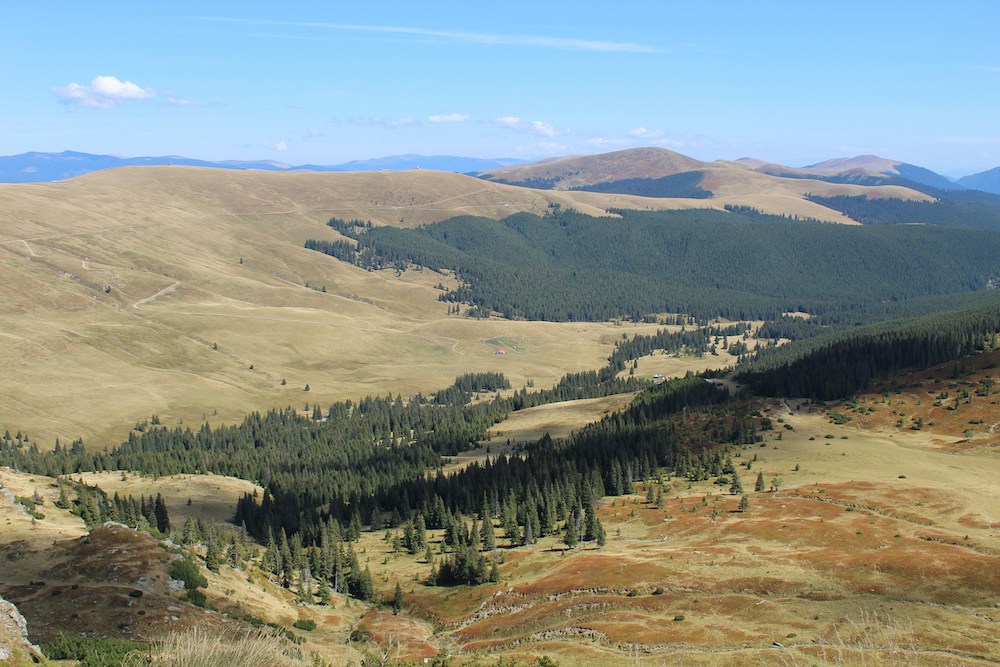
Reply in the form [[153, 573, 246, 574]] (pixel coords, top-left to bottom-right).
[[313, 208, 1000, 322]]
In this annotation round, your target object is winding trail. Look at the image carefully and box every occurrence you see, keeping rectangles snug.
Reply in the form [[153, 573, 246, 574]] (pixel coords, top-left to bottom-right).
[[133, 281, 180, 309]]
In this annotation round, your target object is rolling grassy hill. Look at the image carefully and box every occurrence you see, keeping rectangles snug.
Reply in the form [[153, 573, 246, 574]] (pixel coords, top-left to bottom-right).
[[0, 161, 992, 447], [6, 166, 830, 447]]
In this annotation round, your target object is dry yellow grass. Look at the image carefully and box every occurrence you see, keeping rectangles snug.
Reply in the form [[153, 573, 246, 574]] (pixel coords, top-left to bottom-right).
[[0, 166, 934, 448], [0, 168, 703, 448], [135, 626, 307, 667]]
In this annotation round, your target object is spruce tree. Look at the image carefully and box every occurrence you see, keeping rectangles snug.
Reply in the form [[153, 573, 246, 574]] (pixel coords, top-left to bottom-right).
[[481, 516, 497, 552], [391, 581, 403, 615], [205, 529, 222, 573], [755, 471, 766, 492], [729, 472, 743, 495], [563, 510, 579, 549], [154, 494, 170, 533]]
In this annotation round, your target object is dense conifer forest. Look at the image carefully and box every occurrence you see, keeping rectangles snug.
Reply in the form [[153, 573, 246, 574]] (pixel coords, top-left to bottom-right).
[[307, 208, 1000, 322], [738, 301, 1000, 399], [807, 191, 1000, 231]]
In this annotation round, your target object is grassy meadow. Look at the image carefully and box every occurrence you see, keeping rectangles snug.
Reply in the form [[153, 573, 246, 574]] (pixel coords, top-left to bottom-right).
[[0, 167, 718, 448]]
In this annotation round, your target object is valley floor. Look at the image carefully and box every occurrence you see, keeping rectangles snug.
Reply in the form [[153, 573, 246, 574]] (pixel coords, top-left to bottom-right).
[[2, 394, 998, 666]]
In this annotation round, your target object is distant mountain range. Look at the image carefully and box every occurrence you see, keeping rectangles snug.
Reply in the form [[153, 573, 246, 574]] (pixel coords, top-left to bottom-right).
[[5, 148, 1000, 198], [477, 148, 1000, 196], [958, 166, 1000, 193], [0, 150, 527, 183]]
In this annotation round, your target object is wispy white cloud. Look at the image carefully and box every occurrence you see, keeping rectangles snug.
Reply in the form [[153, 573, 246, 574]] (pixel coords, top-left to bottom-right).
[[977, 65, 1000, 72], [53, 75, 155, 109], [654, 138, 686, 148], [303, 128, 325, 139], [628, 126, 664, 139], [494, 116, 563, 138], [164, 96, 209, 108], [586, 137, 629, 147], [195, 17, 659, 53], [270, 140, 289, 152], [352, 116, 416, 129], [428, 113, 470, 123]]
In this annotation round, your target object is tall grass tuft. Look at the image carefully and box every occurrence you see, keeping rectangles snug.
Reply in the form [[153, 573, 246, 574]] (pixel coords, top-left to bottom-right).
[[124, 627, 306, 667]]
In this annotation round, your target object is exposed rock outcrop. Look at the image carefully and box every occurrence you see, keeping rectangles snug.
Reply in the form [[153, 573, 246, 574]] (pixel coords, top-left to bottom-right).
[[0, 593, 44, 664]]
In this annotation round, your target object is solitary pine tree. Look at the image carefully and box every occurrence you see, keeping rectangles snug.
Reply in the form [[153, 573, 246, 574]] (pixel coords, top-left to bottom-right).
[[563, 510, 579, 549], [755, 471, 766, 492], [729, 472, 743, 495], [739, 495, 750, 512], [391, 581, 403, 615]]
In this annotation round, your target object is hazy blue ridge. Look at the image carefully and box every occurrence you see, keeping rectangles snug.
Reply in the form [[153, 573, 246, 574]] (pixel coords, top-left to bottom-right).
[[0, 150, 525, 183]]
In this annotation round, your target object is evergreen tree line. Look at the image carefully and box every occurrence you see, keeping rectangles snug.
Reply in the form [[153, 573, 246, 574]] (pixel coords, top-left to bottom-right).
[[807, 191, 1000, 232], [305, 207, 1000, 323], [738, 301, 1000, 400]]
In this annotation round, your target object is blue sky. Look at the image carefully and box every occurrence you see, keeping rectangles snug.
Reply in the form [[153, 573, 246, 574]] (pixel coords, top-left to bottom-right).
[[3, 1, 999, 175]]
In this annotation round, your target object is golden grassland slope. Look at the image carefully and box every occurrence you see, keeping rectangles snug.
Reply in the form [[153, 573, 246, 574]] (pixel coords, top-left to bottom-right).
[[0, 166, 938, 448], [479, 147, 708, 187], [479, 147, 932, 221], [0, 166, 736, 448]]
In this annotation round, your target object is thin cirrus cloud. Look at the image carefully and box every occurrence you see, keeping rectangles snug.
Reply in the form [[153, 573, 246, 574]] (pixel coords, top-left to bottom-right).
[[586, 137, 629, 147], [164, 96, 210, 108], [194, 17, 659, 53], [428, 113, 470, 123], [628, 127, 665, 139], [494, 116, 562, 138], [53, 75, 155, 109], [352, 116, 416, 129]]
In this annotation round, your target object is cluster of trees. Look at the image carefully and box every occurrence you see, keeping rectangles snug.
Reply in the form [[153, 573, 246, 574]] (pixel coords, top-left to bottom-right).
[[432, 372, 511, 405], [58, 479, 169, 534], [607, 323, 748, 371], [254, 518, 376, 603], [304, 207, 1000, 323], [570, 171, 712, 198], [325, 217, 373, 238]]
